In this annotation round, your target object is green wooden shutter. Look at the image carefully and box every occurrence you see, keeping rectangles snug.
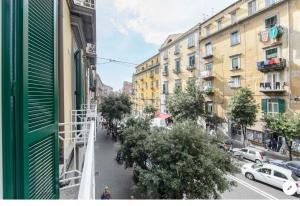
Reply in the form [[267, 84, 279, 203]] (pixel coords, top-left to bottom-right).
[[16, 0, 59, 199], [278, 99, 285, 113], [261, 99, 267, 113]]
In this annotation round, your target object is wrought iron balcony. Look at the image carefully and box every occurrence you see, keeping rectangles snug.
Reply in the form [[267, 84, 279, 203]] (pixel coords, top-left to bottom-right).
[[73, 0, 95, 10], [173, 69, 181, 75], [259, 82, 286, 93], [202, 86, 214, 95], [201, 70, 214, 79], [86, 43, 96, 57], [162, 70, 168, 76], [187, 65, 196, 71], [203, 54, 213, 59], [257, 58, 286, 72]]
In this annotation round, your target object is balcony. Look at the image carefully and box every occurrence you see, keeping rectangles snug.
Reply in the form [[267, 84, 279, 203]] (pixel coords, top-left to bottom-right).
[[257, 58, 286, 72], [86, 43, 96, 57], [162, 70, 169, 76], [150, 73, 154, 78], [187, 65, 196, 71], [201, 70, 214, 79], [163, 55, 168, 60], [173, 69, 181, 75], [259, 82, 286, 93], [202, 86, 215, 95], [73, 0, 95, 10], [174, 50, 180, 55], [203, 54, 213, 59], [59, 104, 97, 199]]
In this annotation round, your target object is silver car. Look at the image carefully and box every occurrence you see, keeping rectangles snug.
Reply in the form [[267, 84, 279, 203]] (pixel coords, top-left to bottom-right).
[[233, 147, 265, 163]]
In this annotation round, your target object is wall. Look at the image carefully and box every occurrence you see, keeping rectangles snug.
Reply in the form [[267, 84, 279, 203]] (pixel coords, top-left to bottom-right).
[[62, 0, 74, 164], [0, 0, 3, 198]]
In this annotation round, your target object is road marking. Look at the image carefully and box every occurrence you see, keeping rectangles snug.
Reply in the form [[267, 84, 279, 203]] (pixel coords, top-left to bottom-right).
[[227, 174, 279, 200]]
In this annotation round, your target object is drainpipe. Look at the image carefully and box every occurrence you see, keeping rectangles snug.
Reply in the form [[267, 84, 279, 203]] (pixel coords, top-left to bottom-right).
[[58, 0, 64, 124]]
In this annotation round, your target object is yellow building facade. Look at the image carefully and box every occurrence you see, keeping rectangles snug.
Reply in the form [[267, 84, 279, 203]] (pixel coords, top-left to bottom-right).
[[133, 54, 161, 115], [159, 26, 200, 113], [199, 0, 300, 143]]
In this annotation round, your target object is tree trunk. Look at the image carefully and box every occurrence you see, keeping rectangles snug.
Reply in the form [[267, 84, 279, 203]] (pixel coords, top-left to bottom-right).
[[242, 125, 247, 147]]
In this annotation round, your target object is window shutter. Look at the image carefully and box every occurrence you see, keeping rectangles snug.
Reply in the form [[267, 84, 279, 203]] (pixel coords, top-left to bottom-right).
[[17, 0, 59, 199], [278, 99, 285, 113], [261, 99, 267, 113]]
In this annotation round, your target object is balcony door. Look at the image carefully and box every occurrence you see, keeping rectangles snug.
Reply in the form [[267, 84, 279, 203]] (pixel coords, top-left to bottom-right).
[[266, 72, 280, 89]]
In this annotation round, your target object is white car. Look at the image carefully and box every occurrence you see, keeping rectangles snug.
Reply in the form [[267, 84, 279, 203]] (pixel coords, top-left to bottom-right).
[[241, 163, 300, 195], [233, 147, 266, 163]]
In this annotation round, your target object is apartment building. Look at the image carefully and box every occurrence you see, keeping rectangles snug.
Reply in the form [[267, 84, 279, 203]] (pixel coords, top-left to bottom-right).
[[1, 0, 97, 199], [199, 0, 300, 144], [159, 26, 200, 113], [133, 54, 161, 115]]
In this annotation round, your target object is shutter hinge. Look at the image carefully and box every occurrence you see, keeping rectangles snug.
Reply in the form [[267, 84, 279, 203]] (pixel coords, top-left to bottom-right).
[[11, 80, 16, 96]]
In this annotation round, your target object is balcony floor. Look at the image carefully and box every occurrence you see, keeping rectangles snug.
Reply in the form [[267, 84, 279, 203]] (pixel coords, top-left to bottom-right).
[[94, 127, 135, 199]]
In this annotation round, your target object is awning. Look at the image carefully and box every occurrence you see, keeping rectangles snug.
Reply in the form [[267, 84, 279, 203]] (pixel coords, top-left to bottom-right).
[[156, 113, 172, 119]]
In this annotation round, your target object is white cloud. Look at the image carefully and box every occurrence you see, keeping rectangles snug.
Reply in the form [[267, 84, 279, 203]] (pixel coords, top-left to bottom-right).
[[112, 0, 236, 45]]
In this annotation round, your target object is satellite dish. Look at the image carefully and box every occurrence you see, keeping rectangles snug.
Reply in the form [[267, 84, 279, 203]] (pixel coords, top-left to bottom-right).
[[283, 181, 297, 196]]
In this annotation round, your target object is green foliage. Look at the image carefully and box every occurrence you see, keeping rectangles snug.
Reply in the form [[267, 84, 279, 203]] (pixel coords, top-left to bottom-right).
[[144, 105, 157, 118], [124, 121, 238, 199], [205, 114, 226, 130], [100, 93, 132, 124], [227, 87, 258, 145], [166, 79, 205, 121], [265, 113, 300, 160], [120, 118, 151, 169]]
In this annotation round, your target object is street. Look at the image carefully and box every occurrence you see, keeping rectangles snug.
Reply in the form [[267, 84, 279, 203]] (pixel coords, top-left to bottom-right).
[[94, 127, 135, 199]]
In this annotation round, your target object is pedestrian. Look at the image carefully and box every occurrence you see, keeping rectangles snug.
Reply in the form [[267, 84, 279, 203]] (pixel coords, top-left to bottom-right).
[[101, 186, 111, 200], [130, 195, 135, 199]]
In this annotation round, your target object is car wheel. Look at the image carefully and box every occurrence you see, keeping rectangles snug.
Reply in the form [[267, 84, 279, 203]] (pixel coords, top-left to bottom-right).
[[245, 172, 255, 180], [255, 159, 262, 164]]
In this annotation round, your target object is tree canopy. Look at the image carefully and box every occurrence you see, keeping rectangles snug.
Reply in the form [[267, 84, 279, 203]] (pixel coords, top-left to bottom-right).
[[227, 87, 258, 146], [264, 113, 300, 160], [166, 79, 205, 121], [121, 120, 238, 199]]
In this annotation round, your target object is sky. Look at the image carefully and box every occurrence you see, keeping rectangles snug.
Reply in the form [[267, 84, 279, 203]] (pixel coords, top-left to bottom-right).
[[96, 0, 237, 91]]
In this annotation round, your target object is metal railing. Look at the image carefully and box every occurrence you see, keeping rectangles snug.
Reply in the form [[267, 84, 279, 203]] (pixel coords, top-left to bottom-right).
[[74, 0, 95, 9], [78, 121, 95, 199], [59, 104, 97, 199]]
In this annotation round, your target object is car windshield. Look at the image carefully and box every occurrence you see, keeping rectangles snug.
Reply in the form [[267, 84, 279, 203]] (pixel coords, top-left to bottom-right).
[[292, 173, 300, 181]]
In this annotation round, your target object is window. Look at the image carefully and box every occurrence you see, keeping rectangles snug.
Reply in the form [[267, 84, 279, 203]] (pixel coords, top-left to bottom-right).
[[274, 171, 288, 179], [207, 102, 213, 114], [163, 64, 168, 73], [265, 47, 279, 59], [231, 55, 241, 69], [231, 31, 240, 45], [265, 15, 277, 28], [189, 55, 195, 67], [155, 66, 159, 74], [205, 42, 213, 56], [265, 0, 277, 7], [231, 76, 241, 88], [249, 150, 256, 155], [204, 80, 213, 88], [163, 81, 169, 94], [231, 11, 237, 24], [287, 162, 300, 169], [188, 34, 195, 48], [267, 99, 279, 115], [258, 168, 271, 175], [241, 149, 248, 153], [175, 59, 181, 72], [174, 44, 180, 54], [206, 25, 211, 36], [248, 0, 256, 16], [205, 63, 213, 71], [156, 80, 159, 87], [175, 79, 182, 90], [163, 50, 168, 59], [217, 19, 223, 31]]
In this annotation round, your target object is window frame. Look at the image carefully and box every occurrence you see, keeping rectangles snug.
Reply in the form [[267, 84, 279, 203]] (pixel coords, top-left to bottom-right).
[[231, 10, 237, 24], [248, 0, 257, 16], [265, 46, 280, 60], [175, 58, 181, 72], [188, 54, 196, 67], [231, 76, 241, 88], [267, 99, 279, 115], [230, 55, 241, 70], [217, 19, 223, 31], [188, 34, 195, 48], [205, 63, 213, 71], [230, 30, 240, 46], [205, 42, 213, 56], [273, 171, 288, 180], [265, 15, 278, 29]]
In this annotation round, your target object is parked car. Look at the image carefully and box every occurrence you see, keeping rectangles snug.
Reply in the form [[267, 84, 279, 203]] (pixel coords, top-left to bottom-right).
[[232, 147, 266, 163], [241, 163, 300, 195], [269, 160, 300, 178]]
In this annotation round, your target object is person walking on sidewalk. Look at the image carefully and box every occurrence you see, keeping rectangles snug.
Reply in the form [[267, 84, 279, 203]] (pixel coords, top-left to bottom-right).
[[101, 186, 112, 200]]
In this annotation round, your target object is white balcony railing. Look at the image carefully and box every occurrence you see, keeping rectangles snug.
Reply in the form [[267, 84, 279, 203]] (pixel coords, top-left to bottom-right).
[[74, 0, 95, 9], [201, 70, 213, 78], [59, 104, 97, 200]]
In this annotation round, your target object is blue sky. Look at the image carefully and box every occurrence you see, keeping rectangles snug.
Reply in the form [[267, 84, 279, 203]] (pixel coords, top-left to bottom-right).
[[96, 0, 236, 91]]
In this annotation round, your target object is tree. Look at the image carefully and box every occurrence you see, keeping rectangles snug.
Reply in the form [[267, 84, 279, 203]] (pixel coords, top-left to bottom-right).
[[264, 113, 300, 160], [166, 78, 205, 121], [135, 121, 238, 199], [144, 105, 157, 118], [227, 87, 258, 147], [100, 93, 132, 128], [205, 114, 225, 130]]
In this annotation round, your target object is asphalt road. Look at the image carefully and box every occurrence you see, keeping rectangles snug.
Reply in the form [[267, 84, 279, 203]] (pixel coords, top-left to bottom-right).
[[222, 158, 300, 200]]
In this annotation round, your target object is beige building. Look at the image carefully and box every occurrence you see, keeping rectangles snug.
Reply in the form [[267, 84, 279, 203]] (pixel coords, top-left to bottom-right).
[[198, 0, 300, 144], [133, 54, 161, 115], [159, 25, 200, 113]]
